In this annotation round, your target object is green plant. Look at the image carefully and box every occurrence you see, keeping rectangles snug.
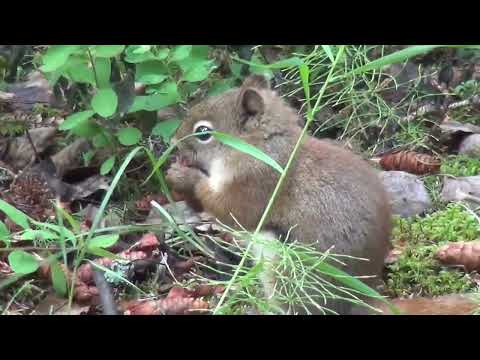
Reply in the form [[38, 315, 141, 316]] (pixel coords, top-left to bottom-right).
[[441, 155, 480, 177], [38, 45, 224, 176], [386, 204, 480, 296]]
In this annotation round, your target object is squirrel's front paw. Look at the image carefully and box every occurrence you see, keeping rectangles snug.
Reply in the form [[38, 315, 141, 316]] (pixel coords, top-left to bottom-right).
[[166, 162, 204, 193]]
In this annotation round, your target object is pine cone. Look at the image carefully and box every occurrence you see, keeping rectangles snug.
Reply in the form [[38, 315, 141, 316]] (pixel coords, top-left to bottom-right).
[[435, 241, 480, 272], [3, 169, 55, 226], [379, 150, 441, 175]]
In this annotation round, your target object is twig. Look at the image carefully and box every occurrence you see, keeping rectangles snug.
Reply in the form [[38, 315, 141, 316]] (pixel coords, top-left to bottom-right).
[[92, 269, 119, 315], [24, 129, 39, 160], [399, 95, 480, 123]]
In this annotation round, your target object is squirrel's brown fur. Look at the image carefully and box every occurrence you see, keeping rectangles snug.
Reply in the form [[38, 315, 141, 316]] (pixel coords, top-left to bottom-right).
[[166, 74, 392, 314]]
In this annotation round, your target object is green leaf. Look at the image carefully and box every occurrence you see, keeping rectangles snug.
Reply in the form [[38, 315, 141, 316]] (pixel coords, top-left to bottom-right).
[[71, 121, 101, 138], [65, 57, 95, 85], [170, 45, 192, 62], [59, 110, 95, 131], [21, 229, 59, 241], [129, 82, 179, 112], [8, 250, 39, 274], [135, 61, 169, 85], [95, 58, 111, 88], [321, 45, 335, 63], [182, 60, 216, 82], [51, 260, 68, 296], [125, 46, 168, 63], [348, 45, 444, 76], [316, 261, 382, 299], [0, 221, 10, 245], [40, 45, 82, 72], [190, 45, 210, 59], [152, 119, 181, 142], [100, 156, 116, 175], [93, 132, 110, 148], [91, 88, 118, 117], [0, 199, 30, 230], [85, 247, 124, 260], [93, 45, 125, 58], [299, 63, 311, 115], [213, 132, 283, 174], [132, 45, 152, 54], [87, 234, 119, 249], [117, 127, 142, 146], [236, 55, 303, 71]]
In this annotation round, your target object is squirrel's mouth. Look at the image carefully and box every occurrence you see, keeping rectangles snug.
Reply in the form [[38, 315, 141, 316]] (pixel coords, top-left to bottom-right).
[[174, 154, 209, 177], [192, 162, 209, 176]]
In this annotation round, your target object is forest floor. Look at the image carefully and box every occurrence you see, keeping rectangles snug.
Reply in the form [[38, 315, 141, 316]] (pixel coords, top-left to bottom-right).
[[1, 45, 480, 315]]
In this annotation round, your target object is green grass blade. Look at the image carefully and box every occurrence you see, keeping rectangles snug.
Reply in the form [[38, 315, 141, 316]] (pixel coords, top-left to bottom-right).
[[213, 131, 284, 174]]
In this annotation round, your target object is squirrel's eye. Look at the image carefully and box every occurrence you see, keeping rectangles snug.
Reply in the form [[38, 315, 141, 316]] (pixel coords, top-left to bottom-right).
[[193, 123, 213, 143]]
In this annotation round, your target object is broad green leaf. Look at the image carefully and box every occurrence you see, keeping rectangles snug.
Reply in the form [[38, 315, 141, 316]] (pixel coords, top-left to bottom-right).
[[21, 229, 59, 241], [71, 121, 101, 138], [91, 88, 118, 117], [34, 222, 77, 245], [65, 57, 95, 85], [170, 45, 192, 62], [117, 127, 142, 146], [321, 45, 335, 63], [93, 132, 111, 148], [93, 45, 125, 58], [213, 132, 283, 174], [100, 156, 116, 175], [135, 61, 169, 85], [0, 199, 30, 230], [59, 110, 95, 131], [40, 45, 82, 72], [154, 48, 170, 60], [129, 82, 179, 112], [125, 46, 168, 63], [8, 250, 39, 274], [152, 119, 181, 142], [182, 59, 216, 82], [51, 260, 68, 296], [87, 234, 119, 249], [95, 58, 111, 88], [190, 45, 210, 59], [132, 45, 152, 54]]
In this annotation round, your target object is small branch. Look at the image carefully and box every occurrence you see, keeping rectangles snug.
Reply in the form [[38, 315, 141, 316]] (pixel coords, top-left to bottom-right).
[[25, 129, 39, 160]]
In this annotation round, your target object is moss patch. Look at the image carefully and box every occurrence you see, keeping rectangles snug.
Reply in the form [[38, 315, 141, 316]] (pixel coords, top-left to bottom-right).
[[385, 203, 480, 297]]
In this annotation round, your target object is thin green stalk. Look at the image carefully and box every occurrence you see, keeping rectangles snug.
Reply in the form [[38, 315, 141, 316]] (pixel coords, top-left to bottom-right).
[[213, 46, 346, 314]]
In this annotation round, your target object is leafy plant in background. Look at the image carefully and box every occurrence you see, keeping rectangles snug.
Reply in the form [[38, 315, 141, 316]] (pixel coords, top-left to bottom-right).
[[39, 45, 220, 176]]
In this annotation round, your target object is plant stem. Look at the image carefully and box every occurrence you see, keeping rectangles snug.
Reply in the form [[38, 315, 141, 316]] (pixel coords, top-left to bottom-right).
[[87, 49, 100, 88], [213, 46, 346, 314]]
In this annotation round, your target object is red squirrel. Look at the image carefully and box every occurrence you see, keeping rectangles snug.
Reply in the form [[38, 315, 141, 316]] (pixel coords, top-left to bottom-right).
[[165, 74, 477, 315]]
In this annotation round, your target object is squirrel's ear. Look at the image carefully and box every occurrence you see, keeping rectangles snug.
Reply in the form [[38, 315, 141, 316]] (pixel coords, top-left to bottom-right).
[[239, 87, 265, 116], [242, 74, 270, 89], [238, 75, 269, 117]]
